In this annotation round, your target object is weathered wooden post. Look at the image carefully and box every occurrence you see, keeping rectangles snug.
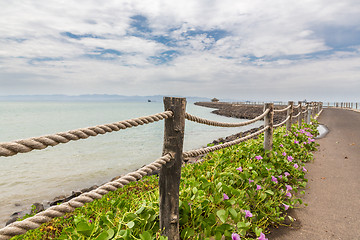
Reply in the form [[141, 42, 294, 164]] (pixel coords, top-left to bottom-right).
[[298, 101, 303, 126], [286, 101, 293, 131], [307, 103, 312, 124], [159, 97, 186, 239], [356, 103, 358, 109], [263, 103, 274, 152]]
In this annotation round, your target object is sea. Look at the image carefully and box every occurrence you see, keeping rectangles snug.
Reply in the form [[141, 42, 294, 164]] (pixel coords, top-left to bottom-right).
[[0, 101, 263, 226]]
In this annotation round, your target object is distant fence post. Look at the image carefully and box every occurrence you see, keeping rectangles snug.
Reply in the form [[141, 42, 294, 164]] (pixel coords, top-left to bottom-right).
[[298, 101, 303, 126], [159, 97, 186, 240], [263, 103, 274, 152], [286, 101, 293, 131], [307, 104, 311, 124]]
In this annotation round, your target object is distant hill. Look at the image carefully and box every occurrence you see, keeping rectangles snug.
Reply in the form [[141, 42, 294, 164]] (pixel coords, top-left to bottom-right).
[[0, 94, 212, 103]]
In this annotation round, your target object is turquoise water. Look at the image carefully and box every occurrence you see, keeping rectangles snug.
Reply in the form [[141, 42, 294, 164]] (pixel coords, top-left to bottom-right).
[[0, 102, 263, 226]]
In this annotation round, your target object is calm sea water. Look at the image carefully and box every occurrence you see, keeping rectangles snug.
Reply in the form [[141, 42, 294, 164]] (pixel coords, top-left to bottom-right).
[[0, 101, 263, 226]]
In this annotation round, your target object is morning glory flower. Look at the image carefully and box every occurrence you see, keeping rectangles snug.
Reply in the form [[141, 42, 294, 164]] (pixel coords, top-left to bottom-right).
[[302, 167, 307, 172], [287, 156, 294, 162], [249, 178, 254, 184], [294, 140, 299, 144], [255, 155, 263, 160], [285, 184, 292, 191], [256, 185, 262, 190], [271, 176, 278, 184], [283, 204, 289, 210], [278, 175, 283, 179], [284, 172, 290, 177], [244, 210, 253, 218], [232, 233, 241, 240], [266, 167, 271, 171], [294, 163, 299, 169], [279, 144, 284, 147], [282, 152, 286, 156], [236, 166, 243, 172], [286, 192, 292, 198], [258, 232, 268, 240], [223, 193, 229, 200]]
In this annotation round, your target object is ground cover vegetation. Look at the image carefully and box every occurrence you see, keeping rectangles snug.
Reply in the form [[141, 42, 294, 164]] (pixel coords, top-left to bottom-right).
[[13, 121, 319, 240]]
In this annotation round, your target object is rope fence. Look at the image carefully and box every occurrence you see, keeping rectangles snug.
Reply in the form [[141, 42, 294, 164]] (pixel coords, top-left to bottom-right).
[[0, 97, 322, 240]]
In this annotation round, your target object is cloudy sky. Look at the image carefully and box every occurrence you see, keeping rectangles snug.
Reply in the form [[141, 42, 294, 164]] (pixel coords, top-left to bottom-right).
[[1, 0, 359, 102]]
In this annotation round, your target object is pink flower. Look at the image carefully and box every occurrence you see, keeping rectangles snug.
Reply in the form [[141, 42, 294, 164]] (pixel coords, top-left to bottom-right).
[[244, 210, 253, 218], [284, 172, 290, 177], [249, 179, 254, 184], [232, 233, 241, 240], [266, 167, 271, 171], [255, 155, 263, 160], [285, 184, 292, 191], [287, 156, 294, 162], [236, 166, 243, 172], [223, 193, 229, 200], [282, 152, 286, 156], [256, 185, 262, 190], [279, 144, 284, 147], [271, 176, 278, 184], [294, 140, 299, 144], [258, 232, 268, 240], [283, 204, 289, 210], [278, 175, 283, 179], [302, 167, 307, 172], [286, 192, 292, 198], [294, 163, 299, 169]]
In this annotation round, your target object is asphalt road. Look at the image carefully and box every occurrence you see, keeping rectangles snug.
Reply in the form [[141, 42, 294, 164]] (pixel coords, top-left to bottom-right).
[[269, 108, 360, 240]]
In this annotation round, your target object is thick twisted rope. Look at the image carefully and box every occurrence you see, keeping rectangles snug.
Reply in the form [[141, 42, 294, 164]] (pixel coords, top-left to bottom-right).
[[0, 154, 173, 240], [183, 126, 268, 158], [274, 116, 290, 128], [293, 104, 301, 109], [274, 105, 291, 113], [184, 109, 269, 127], [293, 112, 301, 118], [302, 109, 307, 114], [0, 111, 173, 157]]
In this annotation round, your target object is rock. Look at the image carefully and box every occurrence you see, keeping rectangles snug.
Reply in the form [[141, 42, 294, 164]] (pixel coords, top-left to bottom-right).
[[31, 203, 44, 214]]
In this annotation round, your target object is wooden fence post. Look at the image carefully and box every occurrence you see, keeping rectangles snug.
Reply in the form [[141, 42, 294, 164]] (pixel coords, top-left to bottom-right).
[[307, 103, 312, 123], [159, 97, 186, 239], [263, 103, 274, 151], [286, 101, 293, 131], [298, 101, 303, 126]]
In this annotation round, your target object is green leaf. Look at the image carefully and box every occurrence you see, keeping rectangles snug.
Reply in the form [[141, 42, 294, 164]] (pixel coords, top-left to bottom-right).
[[127, 221, 135, 229], [216, 209, 228, 223], [140, 231, 152, 240], [265, 190, 274, 195], [229, 208, 238, 220]]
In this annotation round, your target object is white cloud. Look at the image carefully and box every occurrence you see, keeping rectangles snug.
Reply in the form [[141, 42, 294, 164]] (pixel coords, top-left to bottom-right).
[[0, 0, 359, 101]]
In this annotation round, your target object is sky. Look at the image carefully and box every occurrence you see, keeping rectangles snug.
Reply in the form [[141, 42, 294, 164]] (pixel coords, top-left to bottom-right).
[[1, 0, 360, 102]]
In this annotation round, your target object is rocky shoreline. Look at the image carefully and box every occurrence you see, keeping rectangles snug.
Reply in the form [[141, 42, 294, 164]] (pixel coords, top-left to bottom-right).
[[5, 102, 289, 226]]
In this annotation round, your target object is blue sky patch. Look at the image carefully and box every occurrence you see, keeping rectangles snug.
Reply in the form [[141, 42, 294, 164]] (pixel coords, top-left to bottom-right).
[[61, 32, 105, 40], [148, 50, 180, 65]]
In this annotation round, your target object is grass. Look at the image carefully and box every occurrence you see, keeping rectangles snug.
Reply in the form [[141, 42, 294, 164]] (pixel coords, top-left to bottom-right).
[[12, 121, 319, 240]]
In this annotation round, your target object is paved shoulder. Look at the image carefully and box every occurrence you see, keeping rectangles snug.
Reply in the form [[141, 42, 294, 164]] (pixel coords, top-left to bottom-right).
[[270, 108, 360, 240]]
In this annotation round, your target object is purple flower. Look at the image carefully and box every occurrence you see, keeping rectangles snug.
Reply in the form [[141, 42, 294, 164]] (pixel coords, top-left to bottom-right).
[[266, 167, 271, 171], [223, 193, 229, 200], [283, 204, 289, 210], [256, 184, 262, 190], [279, 144, 284, 147], [285, 184, 292, 191], [249, 178, 254, 184], [306, 132, 313, 137], [284, 134, 288, 137], [287, 156, 294, 162], [282, 152, 286, 156], [294, 140, 299, 144], [271, 176, 278, 184], [278, 175, 283, 179], [308, 138, 315, 142], [284, 172, 290, 177], [274, 151, 278, 155], [303, 141, 307, 145], [236, 166, 243, 172], [244, 210, 253, 218], [294, 163, 299, 169], [258, 232, 268, 240], [89, 220, 92, 223], [232, 233, 241, 240], [286, 191, 292, 198], [255, 155, 263, 160], [302, 167, 307, 172]]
